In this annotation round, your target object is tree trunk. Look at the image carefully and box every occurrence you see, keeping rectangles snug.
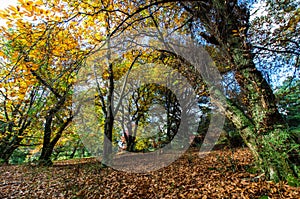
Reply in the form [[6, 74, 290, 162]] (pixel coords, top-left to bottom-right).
[[69, 140, 80, 159], [39, 114, 53, 166], [102, 62, 114, 166], [39, 103, 72, 166], [224, 31, 297, 181], [233, 58, 296, 181], [0, 143, 19, 164], [103, 113, 114, 166], [39, 144, 54, 166], [0, 121, 30, 164], [185, 0, 299, 181]]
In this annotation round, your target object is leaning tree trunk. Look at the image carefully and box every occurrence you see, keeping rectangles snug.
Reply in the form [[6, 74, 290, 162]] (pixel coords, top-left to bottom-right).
[[39, 95, 72, 166], [224, 19, 296, 182], [232, 51, 296, 181], [224, 6, 295, 181], [210, 35, 297, 181], [185, 0, 299, 181], [39, 114, 72, 166]]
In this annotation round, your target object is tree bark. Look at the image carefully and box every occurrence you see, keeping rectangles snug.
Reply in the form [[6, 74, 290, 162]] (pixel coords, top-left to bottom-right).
[[102, 62, 114, 166], [0, 120, 31, 164], [184, 0, 298, 181], [39, 95, 72, 166], [0, 143, 19, 164], [233, 57, 297, 181]]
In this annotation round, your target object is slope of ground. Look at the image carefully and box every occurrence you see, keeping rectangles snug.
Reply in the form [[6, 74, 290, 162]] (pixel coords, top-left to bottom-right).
[[0, 148, 299, 198]]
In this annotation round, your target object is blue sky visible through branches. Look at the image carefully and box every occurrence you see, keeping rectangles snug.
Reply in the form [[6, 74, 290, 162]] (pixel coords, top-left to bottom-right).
[[0, 0, 297, 89]]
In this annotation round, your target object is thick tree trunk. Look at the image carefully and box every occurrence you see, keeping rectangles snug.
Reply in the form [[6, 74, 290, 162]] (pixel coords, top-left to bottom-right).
[[39, 114, 53, 166], [224, 34, 296, 180], [225, 97, 296, 181], [39, 143, 54, 166], [185, 0, 298, 181], [224, 100, 260, 162], [234, 62, 286, 132], [233, 59, 296, 181], [39, 99, 72, 166]]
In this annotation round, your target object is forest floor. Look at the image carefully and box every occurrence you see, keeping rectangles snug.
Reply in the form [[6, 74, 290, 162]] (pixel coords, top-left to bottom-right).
[[0, 147, 299, 199]]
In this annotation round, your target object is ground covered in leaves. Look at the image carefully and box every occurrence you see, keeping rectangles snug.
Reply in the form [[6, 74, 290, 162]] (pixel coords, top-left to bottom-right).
[[1, 148, 299, 198]]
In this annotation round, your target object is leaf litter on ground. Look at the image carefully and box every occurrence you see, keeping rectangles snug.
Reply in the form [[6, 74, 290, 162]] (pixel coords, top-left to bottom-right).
[[0, 148, 299, 198]]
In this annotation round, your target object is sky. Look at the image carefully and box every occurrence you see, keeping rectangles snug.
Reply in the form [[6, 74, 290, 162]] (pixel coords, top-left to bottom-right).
[[0, 0, 18, 26], [0, 0, 17, 10], [0, 0, 296, 88], [0, 0, 265, 27]]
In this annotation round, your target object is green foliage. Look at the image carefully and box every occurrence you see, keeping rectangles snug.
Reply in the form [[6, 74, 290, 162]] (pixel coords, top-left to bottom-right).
[[0, 158, 6, 165], [215, 117, 244, 149], [258, 196, 269, 199], [223, 118, 245, 148], [9, 148, 28, 164], [258, 129, 300, 182], [287, 174, 300, 187], [275, 78, 300, 143], [245, 164, 260, 174]]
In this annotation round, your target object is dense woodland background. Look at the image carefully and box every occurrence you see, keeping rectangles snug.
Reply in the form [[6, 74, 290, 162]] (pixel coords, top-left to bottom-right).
[[0, 0, 299, 197]]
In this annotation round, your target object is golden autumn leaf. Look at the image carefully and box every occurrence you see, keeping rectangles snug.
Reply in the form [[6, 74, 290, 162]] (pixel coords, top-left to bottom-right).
[[7, 5, 19, 13], [0, 51, 5, 57]]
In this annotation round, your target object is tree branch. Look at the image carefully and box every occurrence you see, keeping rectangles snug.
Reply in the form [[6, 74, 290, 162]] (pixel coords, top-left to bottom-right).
[[253, 45, 300, 56]]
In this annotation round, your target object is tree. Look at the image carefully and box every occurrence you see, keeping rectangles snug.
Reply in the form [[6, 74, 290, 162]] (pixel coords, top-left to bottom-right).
[[181, 0, 299, 181], [0, 1, 89, 165], [250, 0, 299, 86], [118, 83, 181, 152], [0, 32, 44, 163], [0, 82, 41, 163]]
